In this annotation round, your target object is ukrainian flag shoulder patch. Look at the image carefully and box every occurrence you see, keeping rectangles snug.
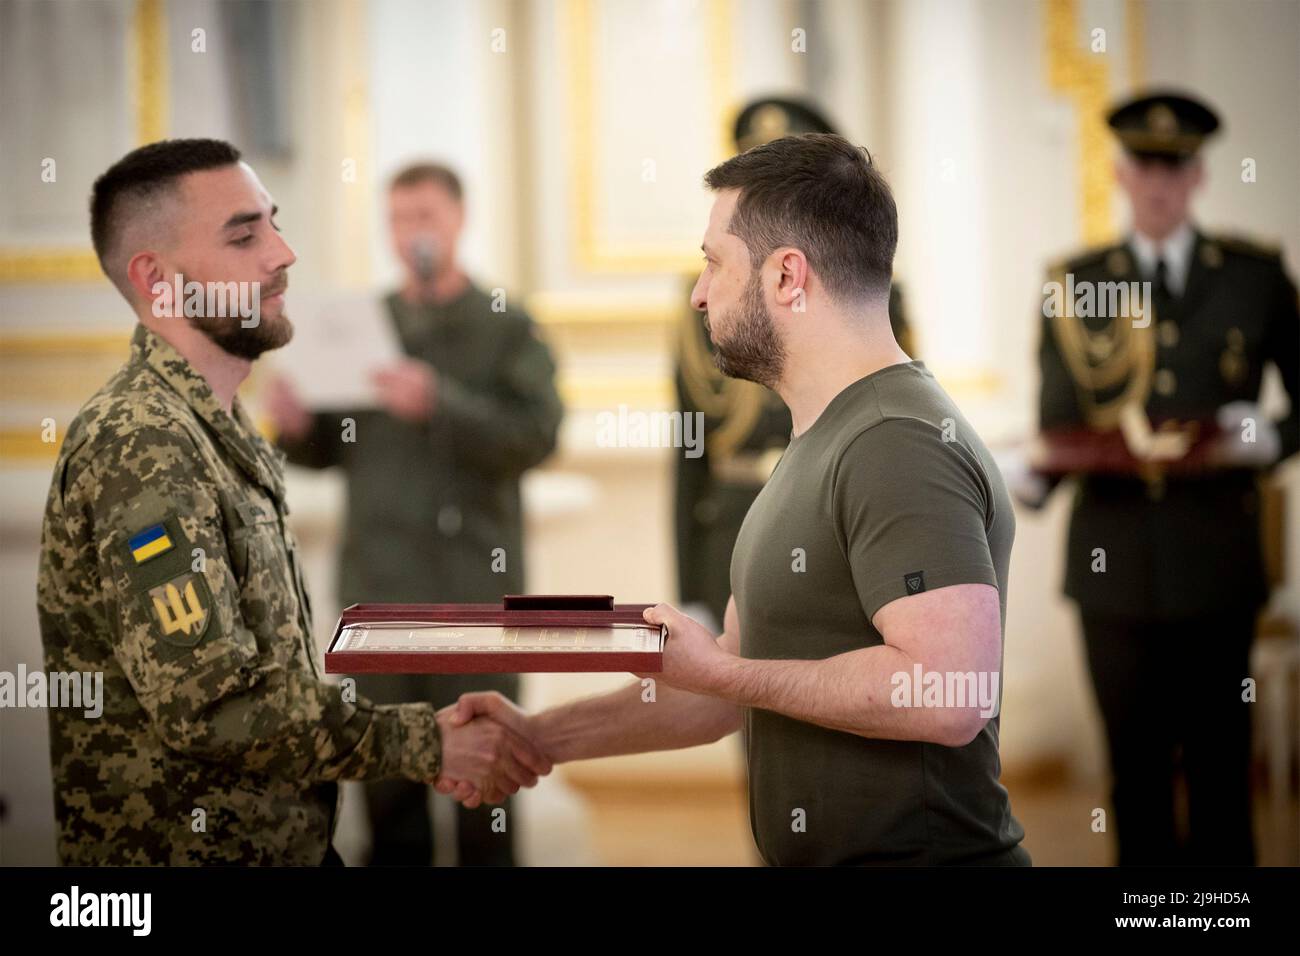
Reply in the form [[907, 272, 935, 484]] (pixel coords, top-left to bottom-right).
[[129, 523, 174, 564]]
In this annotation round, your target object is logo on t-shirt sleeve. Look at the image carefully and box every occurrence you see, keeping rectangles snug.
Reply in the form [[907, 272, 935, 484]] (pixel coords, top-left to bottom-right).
[[904, 571, 927, 594]]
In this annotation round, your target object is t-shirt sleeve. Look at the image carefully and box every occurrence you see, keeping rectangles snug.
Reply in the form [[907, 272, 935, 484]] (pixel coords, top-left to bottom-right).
[[832, 416, 1000, 622]]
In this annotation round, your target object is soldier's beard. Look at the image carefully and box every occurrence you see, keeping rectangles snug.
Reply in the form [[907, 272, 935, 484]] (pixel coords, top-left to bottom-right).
[[187, 275, 294, 360], [710, 270, 786, 389]]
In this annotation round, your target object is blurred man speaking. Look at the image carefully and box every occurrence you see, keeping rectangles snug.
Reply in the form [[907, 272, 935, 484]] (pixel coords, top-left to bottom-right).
[[268, 162, 562, 866], [36, 140, 549, 866]]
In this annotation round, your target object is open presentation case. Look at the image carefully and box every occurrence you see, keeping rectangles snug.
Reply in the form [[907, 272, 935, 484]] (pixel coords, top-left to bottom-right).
[[324, 595, 664, 674]]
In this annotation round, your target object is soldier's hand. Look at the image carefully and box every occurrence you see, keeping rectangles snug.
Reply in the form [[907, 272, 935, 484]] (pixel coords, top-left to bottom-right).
[[372, 359, 438, 423], [450, 691, 541, 746], [1208, 401, 1281, 468], [433, 701, 551, 808], [263, 375, 313, 441]]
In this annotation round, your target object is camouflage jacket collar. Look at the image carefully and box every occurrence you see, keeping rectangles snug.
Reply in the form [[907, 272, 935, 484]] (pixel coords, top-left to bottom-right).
[[131, 324, 286, 503]]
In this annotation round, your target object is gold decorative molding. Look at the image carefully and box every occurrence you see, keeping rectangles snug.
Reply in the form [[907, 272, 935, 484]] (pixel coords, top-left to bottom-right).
[[0, 251, 104, 284], [0, 431, 64, 463], [1045, 0, 1115, 246], [0, 332, 130, 356], [1125, 0, 1147, 91], [563, 0, 734, 274], [526, 292, 677, 327], [706, 0, 736, 164], [557, 374, 673, 410], [0, 333, 130, 434], [338, 0, 373, 287], [0, 332, 131, 463], [0, 327, 675, 460], [133, 0, 169, 144], [0, 0, 168, 284]]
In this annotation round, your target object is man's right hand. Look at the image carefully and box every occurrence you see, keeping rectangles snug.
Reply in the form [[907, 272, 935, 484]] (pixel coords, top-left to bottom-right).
[[1208, 400, 1281, 467], [434, 693, 552, 807], [999, 445, 1053, 511], [263, 375, 313, 442], [433, 700, 551, 808]]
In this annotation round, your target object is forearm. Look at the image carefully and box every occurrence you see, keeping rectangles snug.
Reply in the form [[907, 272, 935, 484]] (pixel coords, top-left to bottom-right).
[[533, 678, 741, 764], [708, 644, 986, 746], [148, 662, 441, 783]]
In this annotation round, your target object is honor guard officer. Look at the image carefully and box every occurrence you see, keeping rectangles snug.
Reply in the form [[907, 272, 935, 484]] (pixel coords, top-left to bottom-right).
[[1029, 92, 1300, 864], [674, 97, 915, 628]]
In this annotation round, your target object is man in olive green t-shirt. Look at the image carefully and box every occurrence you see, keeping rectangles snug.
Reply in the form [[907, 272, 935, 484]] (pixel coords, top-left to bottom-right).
[[441, 133, 1030, 866], [727, 361, 1023, 864]]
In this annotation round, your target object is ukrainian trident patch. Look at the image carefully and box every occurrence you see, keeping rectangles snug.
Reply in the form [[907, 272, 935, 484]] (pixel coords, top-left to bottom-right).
[[147, 571, 211, 647]]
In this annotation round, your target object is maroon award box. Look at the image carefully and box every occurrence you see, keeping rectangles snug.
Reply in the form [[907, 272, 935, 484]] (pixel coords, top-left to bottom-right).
[[324, 595, 664, 674], [1032, 420, 1222, 477]]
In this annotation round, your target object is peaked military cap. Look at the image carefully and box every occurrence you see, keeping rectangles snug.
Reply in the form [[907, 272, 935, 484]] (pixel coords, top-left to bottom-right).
[[733, 96, 838, 152], [1107, 90, 1221, 161]]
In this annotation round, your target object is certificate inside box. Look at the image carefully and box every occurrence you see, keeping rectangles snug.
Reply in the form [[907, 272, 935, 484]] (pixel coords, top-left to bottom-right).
[[325, 596, 664, 674], [334, 622, 664, 654]]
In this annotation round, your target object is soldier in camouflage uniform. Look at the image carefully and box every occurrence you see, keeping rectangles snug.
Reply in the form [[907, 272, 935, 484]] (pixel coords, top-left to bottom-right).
[[37, 139, 547, 865], [1029, 93, 1299, 865]]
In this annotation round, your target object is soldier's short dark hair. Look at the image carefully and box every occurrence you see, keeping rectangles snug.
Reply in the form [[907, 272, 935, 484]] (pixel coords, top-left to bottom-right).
[[90, 138, 243, 290], [389, 161, 463, 202], [703, 133, 897, 304]]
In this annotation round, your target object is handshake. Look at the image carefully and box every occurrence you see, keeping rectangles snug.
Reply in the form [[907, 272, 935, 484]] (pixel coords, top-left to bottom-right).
[[432, 692, 549, 807], [419, 602, 734, 806]]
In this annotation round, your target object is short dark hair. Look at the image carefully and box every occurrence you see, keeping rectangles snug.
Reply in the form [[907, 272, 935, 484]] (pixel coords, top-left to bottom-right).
[[389, 161, 463, 202], [90, 138, 242, 283], [703, 133, 897, 303]]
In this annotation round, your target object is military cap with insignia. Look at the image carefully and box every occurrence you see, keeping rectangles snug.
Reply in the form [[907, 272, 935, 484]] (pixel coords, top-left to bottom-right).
[[1106, 90, 1221, 162], [733, 96, 837, 151]]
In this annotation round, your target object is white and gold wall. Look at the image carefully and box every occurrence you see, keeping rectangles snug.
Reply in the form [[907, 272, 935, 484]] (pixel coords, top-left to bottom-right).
[[2, 0, 1297, 865]]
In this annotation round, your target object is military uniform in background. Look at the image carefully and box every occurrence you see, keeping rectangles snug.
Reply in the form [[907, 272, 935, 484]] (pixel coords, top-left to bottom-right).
[[37, 325, 441, 865], [674, 96, 916, 626], [1035, 92, 1300, 865], [279, 283, 562, 865]]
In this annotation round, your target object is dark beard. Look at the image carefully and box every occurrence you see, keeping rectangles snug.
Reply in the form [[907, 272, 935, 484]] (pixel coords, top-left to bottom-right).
[[185, 274, 293, 360], [710, 271, 785, 388], [191, 310, 293, 360]]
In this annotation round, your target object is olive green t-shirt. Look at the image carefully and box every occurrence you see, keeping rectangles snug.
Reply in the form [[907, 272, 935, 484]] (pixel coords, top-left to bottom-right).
[[731, 361, 1028, 866]]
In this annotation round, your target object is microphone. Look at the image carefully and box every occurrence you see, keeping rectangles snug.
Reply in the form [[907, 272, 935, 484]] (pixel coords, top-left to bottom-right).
[[411, 237, 438, 281]]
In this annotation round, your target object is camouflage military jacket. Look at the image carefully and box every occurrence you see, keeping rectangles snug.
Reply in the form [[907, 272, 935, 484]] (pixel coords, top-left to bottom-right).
[[37, 324, 441, 865]]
